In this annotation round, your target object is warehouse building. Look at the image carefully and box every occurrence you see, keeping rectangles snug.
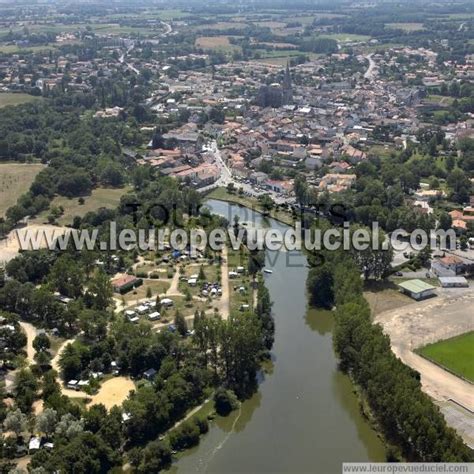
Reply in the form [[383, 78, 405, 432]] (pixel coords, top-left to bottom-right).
[[398, 279, 436, 300]]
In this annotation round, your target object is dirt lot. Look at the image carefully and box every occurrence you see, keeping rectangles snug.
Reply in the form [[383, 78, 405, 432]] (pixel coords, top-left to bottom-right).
[[364, 281, 413, 316], [375, 287, 474, 447], [375, 287, 474, 410], [0, 224, 69, 263], [90, 377, 135, 410]]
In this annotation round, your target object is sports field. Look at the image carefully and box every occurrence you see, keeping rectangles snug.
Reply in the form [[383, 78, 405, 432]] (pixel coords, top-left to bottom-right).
[[417, 331, 474, 383]]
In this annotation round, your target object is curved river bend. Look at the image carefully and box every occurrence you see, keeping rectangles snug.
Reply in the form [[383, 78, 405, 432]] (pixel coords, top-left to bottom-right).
[[171, 200, 385, 473]]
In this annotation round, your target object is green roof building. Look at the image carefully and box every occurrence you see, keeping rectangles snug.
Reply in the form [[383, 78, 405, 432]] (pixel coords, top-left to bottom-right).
[[398, 279, 436, 300]]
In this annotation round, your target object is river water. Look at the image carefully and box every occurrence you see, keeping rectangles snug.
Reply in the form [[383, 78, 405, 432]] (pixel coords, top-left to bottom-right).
[[171, 200, 385, 473]]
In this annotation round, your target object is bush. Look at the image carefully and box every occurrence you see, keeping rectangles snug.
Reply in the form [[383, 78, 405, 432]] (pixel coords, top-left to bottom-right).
[[214, 387, 239, 416], [193, 416, 209, 434], [168, 420, 200, 451]]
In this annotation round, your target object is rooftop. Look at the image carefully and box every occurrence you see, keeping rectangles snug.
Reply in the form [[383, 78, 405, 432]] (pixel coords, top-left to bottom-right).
[[398, 279, 436, 294]]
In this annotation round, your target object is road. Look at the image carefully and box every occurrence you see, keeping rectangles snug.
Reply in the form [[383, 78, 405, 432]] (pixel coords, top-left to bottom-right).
[[51, 338, 87, 398], [364, 54, 377, 80], [117, 21, 172, 76], [215, 246, 230, 319], [19, 322, 37, 364], [199, 140, 291, 205]]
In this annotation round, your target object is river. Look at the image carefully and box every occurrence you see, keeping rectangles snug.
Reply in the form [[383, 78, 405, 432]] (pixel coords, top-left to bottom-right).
[[170, 200, 386, 473]]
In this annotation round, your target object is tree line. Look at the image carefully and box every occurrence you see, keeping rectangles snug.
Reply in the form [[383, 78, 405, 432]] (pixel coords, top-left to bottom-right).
[[306, 247, 473, 462]]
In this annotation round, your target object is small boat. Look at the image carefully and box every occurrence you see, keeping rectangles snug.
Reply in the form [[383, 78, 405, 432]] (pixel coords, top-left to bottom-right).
[[263, 268, 273, 274]]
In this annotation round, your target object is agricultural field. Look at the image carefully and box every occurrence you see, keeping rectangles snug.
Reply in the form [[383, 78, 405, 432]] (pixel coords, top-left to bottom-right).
[[385, 23, 426, 31], [195, 35, 241, 52], [0, 163, 45, 216], [32, 186, 131, 225], [193, 21, 248, 31], [0, 93, 41, 108], [319, 33, 372, 43], [0, 44, 56, 53], [417, 332, 474, 383]]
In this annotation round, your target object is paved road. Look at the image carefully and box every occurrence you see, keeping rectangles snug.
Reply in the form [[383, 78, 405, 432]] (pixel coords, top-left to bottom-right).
[[364, 54, 377, 80]]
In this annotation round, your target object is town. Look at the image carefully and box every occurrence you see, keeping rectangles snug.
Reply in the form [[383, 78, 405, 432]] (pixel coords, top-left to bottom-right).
[[0, 0, 473, 472]]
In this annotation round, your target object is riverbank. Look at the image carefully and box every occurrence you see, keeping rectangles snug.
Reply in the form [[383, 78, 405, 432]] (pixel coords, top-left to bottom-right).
[[204, 187, 294, 226], [170, 200, 386, 472]]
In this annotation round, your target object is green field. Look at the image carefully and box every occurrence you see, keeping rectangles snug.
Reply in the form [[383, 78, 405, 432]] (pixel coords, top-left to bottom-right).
[[0, 93, 41, 108], [417, 332, 474, 383], [0, 163, 45, 216], [32, 186, 131, 225]]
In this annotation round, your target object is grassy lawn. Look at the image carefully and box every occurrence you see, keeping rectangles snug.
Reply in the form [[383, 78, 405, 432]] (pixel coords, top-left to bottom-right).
[[122, 279, 171, 305], [32, 186, 131, 225], [0, 93, 42, 108], [0, 162, 45, 217], [417, 332, 474, 383]]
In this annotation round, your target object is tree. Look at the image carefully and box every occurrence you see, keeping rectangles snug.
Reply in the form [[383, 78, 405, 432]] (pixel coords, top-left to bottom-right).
[[14, 368, 38, 413], [294, 175, 308, 205], [137, 440, 172, 473], [306, 264, 334, 308], [198, 265, 206, 281], [174, 310, 188, 337], [59, 343, 82, 381], [259, 194, 274, 213], [79, 310, 108, 341], [55, 414, 84, 440], [447, 169, 470, 204], [87, 269, 113, 311], [214, 387, 239, 416], [33, 333, 50, 353], [35, 408, 57, 437], [248, 249, 265, 280], [49, 256, 84, 298], [350, 227, 393, 280], [438, 212, 452, 231], [3, 409, 27, 437]]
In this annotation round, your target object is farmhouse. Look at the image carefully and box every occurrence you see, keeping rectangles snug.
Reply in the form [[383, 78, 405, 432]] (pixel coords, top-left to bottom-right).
[[398, 279, 436, 300]]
